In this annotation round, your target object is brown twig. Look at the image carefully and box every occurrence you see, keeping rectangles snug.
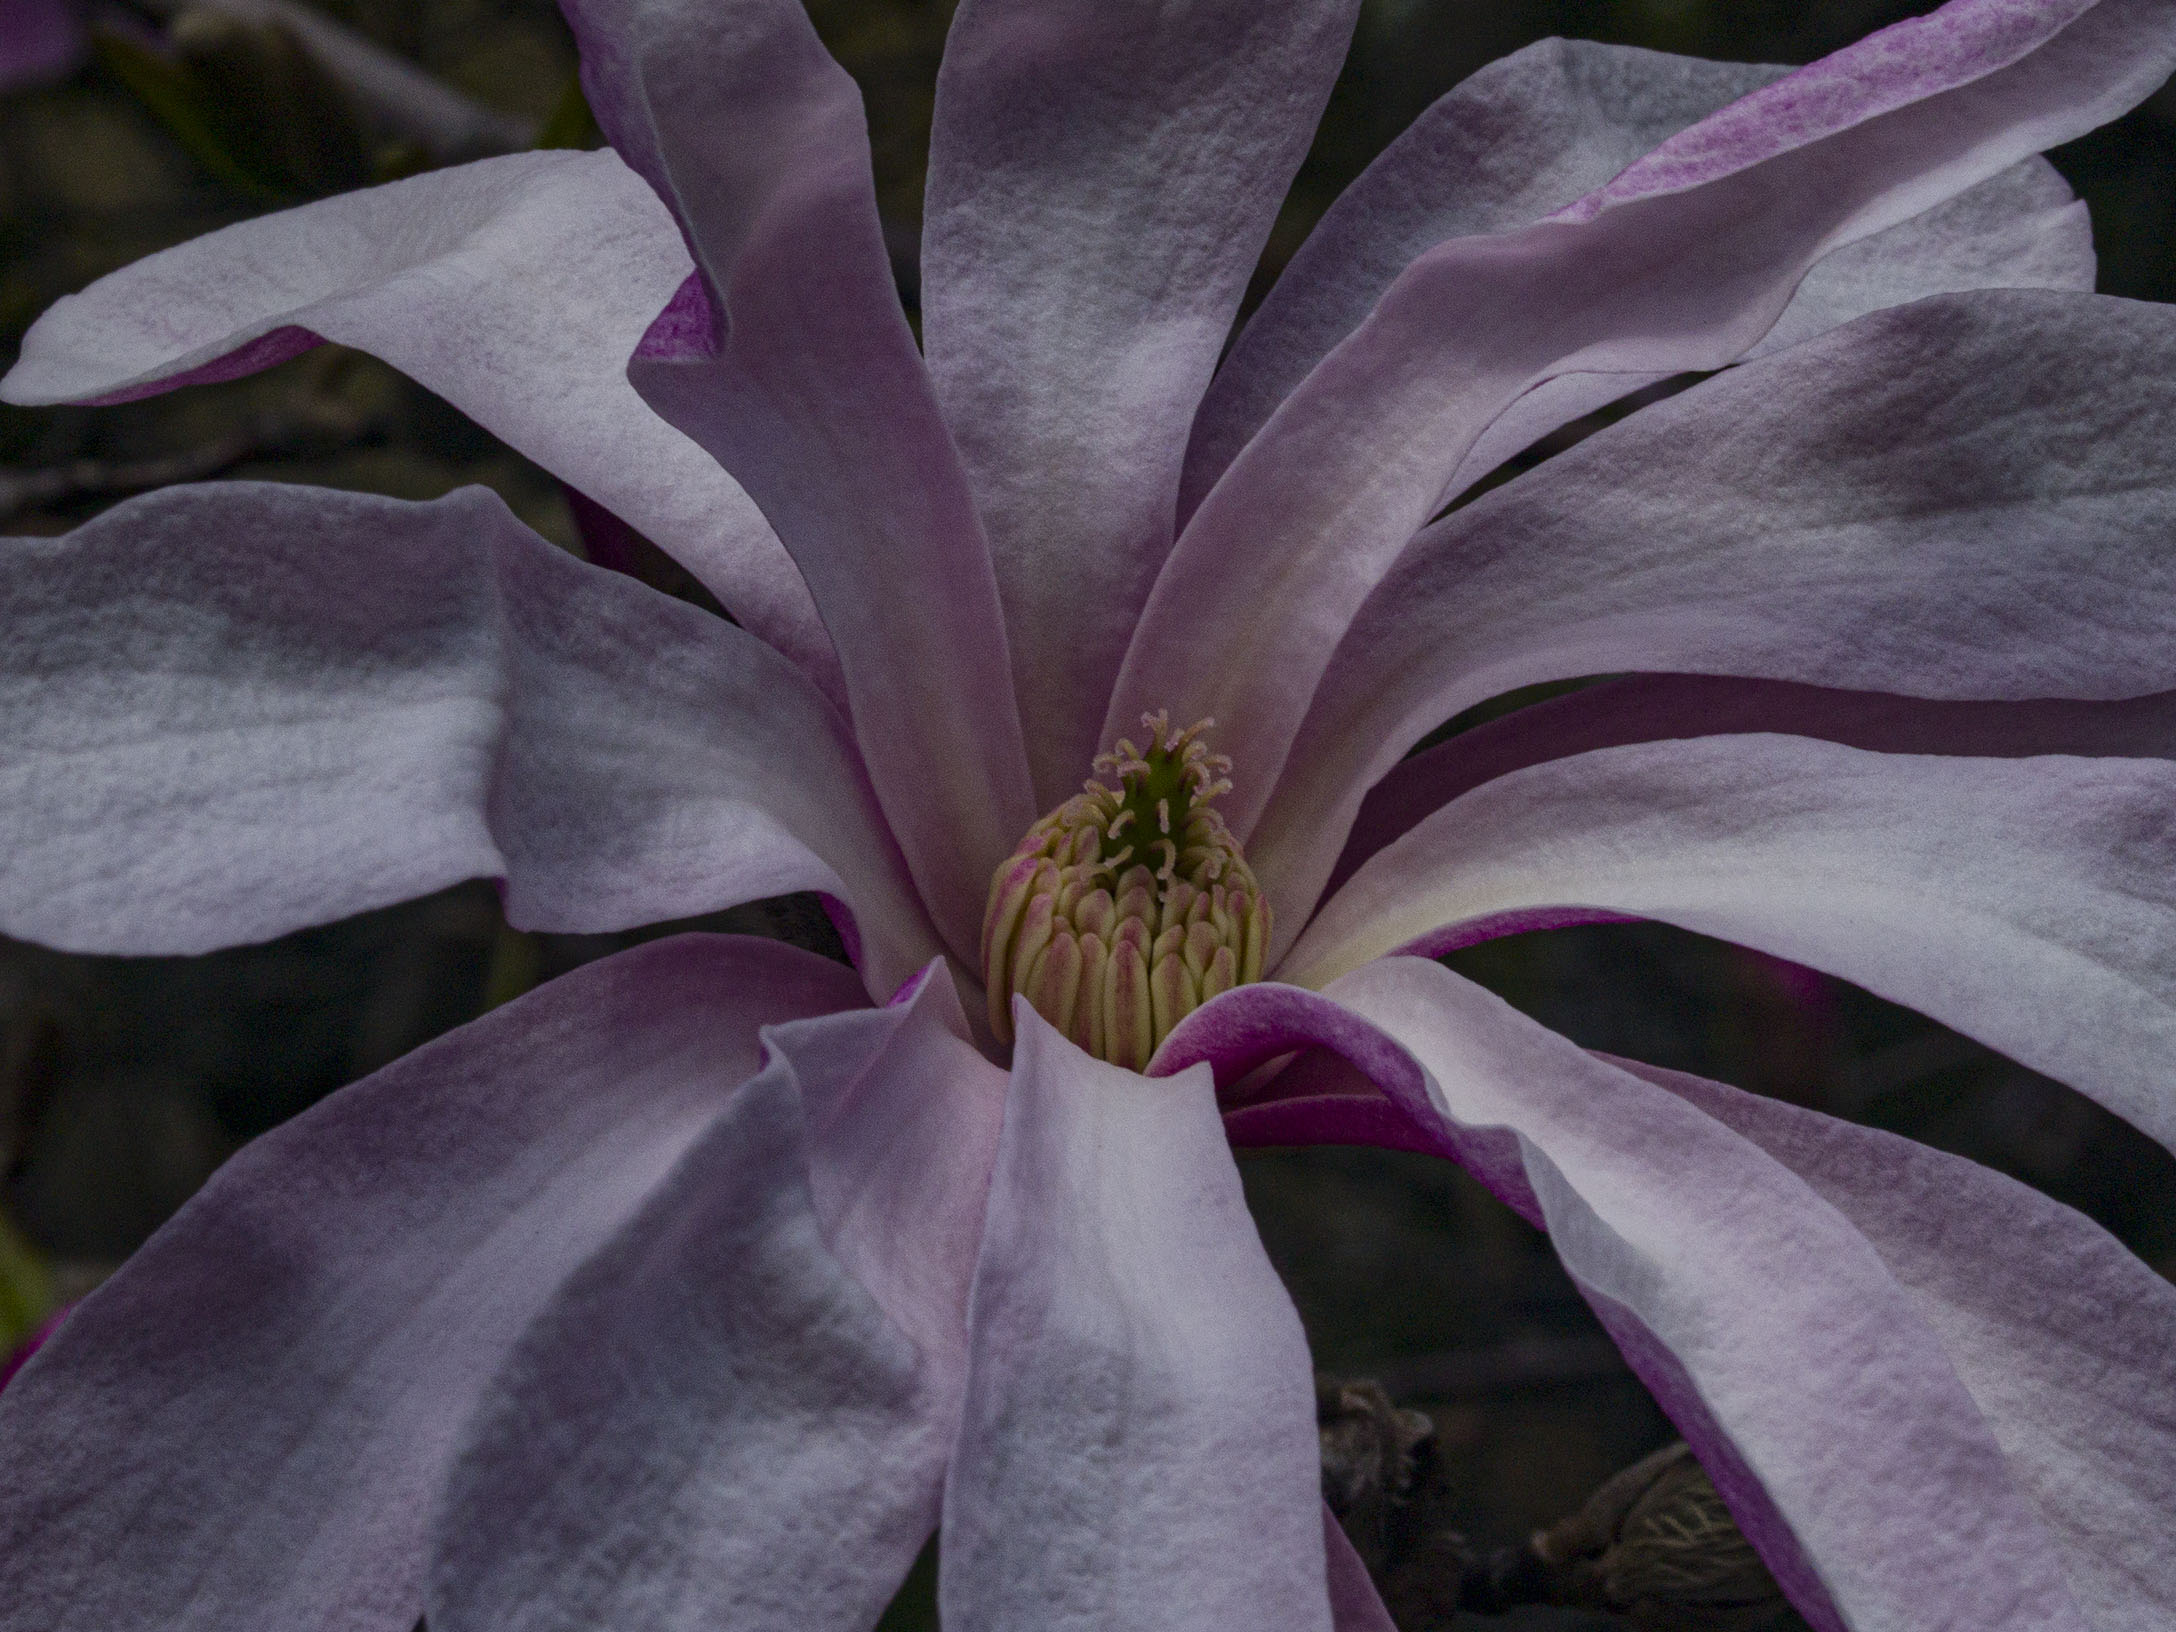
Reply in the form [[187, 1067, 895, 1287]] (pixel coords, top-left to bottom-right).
[[0, 398, 376, 524], [128, 0, 537, 159]]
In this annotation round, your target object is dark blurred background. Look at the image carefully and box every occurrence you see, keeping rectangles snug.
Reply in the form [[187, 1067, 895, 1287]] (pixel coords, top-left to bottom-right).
[[3, 1, 2173, 1625]]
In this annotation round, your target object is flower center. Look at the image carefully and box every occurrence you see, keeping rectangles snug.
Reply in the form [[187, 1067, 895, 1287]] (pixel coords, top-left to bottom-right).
[[981, 712, 1269, 1069]]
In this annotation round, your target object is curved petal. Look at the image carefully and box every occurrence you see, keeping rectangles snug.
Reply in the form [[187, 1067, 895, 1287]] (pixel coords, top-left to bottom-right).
[[785, 966, 1008, 1386], [1614, 1057, 2176, 1629], [565, 0, 1034, 960], [1325, 678, 2176, 905], [1283, 733, 2176, 1153], [429, 965, 1002, 1632], [1182, 40, 1781, 516], [1187, 37, 2090, 512], [1253, 288, 2176, 928], [1160, 966, 2097, 1632], [0, 151, 839, 698], [1114, 0, 2176, 830], [921, 0, 1360, 804], [940, 1007, 1333, 1632], [0, 482, 940, 999], [1442, 152, 2091, 497], [0, 934, 868, 1632]]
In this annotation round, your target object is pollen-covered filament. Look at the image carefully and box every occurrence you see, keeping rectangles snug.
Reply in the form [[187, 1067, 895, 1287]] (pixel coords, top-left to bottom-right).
[[981, 713, 1268, 1070]]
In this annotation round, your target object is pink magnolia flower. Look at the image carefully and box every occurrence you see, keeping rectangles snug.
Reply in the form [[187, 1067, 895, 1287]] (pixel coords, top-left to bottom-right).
[[4, 0, 2176, 1627]]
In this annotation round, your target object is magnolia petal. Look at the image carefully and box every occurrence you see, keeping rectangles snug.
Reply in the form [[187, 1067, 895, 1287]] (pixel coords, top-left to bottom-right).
[[565, 0, 1033, 960], [1116, 0, 2176, 834], [0, 0, 81, 91], [1181, 40, 1779, 517], [1252, 288, 2176, 928], [0, 151, 839, 697], [1284, 733, 2176, 1154], [922, 0, 1360, 804], [1616, 1057, 2176, 1629], [0, 935, 867, 1632], [430, 969, 1000, 1632], [1187, 31, 2090, 512], [940, 1007, 1332, 1632], [1321, 678, 2176, 908], [0, 483, 939, 998], [1444, 153, 2091, 496], [1743, 148, 2091, 358], [775, 960, 1008, 1388], [1161, 966, 2095, 1632]]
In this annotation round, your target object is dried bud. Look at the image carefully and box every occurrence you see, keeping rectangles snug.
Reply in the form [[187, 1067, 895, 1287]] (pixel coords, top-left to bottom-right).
[[1519, 1442, 1809, 1632], [1317, 1377, 1436, 1574], [982, 713, 1267, 1068]]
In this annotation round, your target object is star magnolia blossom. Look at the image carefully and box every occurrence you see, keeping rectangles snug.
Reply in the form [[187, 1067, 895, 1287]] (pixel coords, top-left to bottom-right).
[[4, 0, 2176, 1627]]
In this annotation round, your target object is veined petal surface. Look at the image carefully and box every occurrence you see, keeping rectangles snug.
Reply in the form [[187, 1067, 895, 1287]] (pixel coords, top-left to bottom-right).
[[1117, 0, 2176, 830], [1162, 966, 2098, 1632], [0, 151, 838, 696], [1182, 39, 1785, 515], [784, 965, 1007, 1390], [1253, 289, 2176, 922], [568, 0, 1033, 960], [940, 1008, 1333, 1632], [0, 935, 868, 1632], [1444, 151, 2091, 497], [1616, 1057, 2176, 1630], [1328, 677, 2176, 903], [1186, 39, 2091, 509], [922, 0, 1360, 805], [0, 482, 939, 998], [1284, 733, 2176, 1153], [430, 970, 1002, 1632]]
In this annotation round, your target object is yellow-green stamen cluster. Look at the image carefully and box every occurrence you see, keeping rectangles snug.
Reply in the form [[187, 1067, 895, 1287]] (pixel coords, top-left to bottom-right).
[[981, 713, 1268, 1069]]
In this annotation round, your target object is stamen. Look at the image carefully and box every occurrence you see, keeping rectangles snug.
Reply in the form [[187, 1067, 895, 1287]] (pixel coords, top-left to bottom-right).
[[981, 712, 1270, 1067]]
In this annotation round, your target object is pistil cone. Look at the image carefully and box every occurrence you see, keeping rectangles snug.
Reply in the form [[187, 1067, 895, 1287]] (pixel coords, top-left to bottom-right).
[[981, 715, 1268, 1070]]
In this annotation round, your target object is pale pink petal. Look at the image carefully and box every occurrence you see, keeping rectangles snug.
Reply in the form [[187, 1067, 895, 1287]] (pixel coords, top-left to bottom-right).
[[0, 483, 940, 998], [0, 151, 838, 697], [921, 0, 1360, 803], [1160, 966, 2100, 1632], [1325, 677, 2176, 906], [1186, 30, 2085, 509], [0, 935, 867, 1632], [1181, 40, 1780, 519], [1616, 1057, 2176, 1627], [0, 0, 81, 91], [788, 965, 1008, 1388], [1115, 0, 2176, 831], [1283, 733, 2176, 1153], [940, 1008, 1332, 1632], [429, 966, 1000, 1632], [1446, 153, 2091, 495], [1252, 289, 2176, 928], [565, 0, 1033, 959]]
